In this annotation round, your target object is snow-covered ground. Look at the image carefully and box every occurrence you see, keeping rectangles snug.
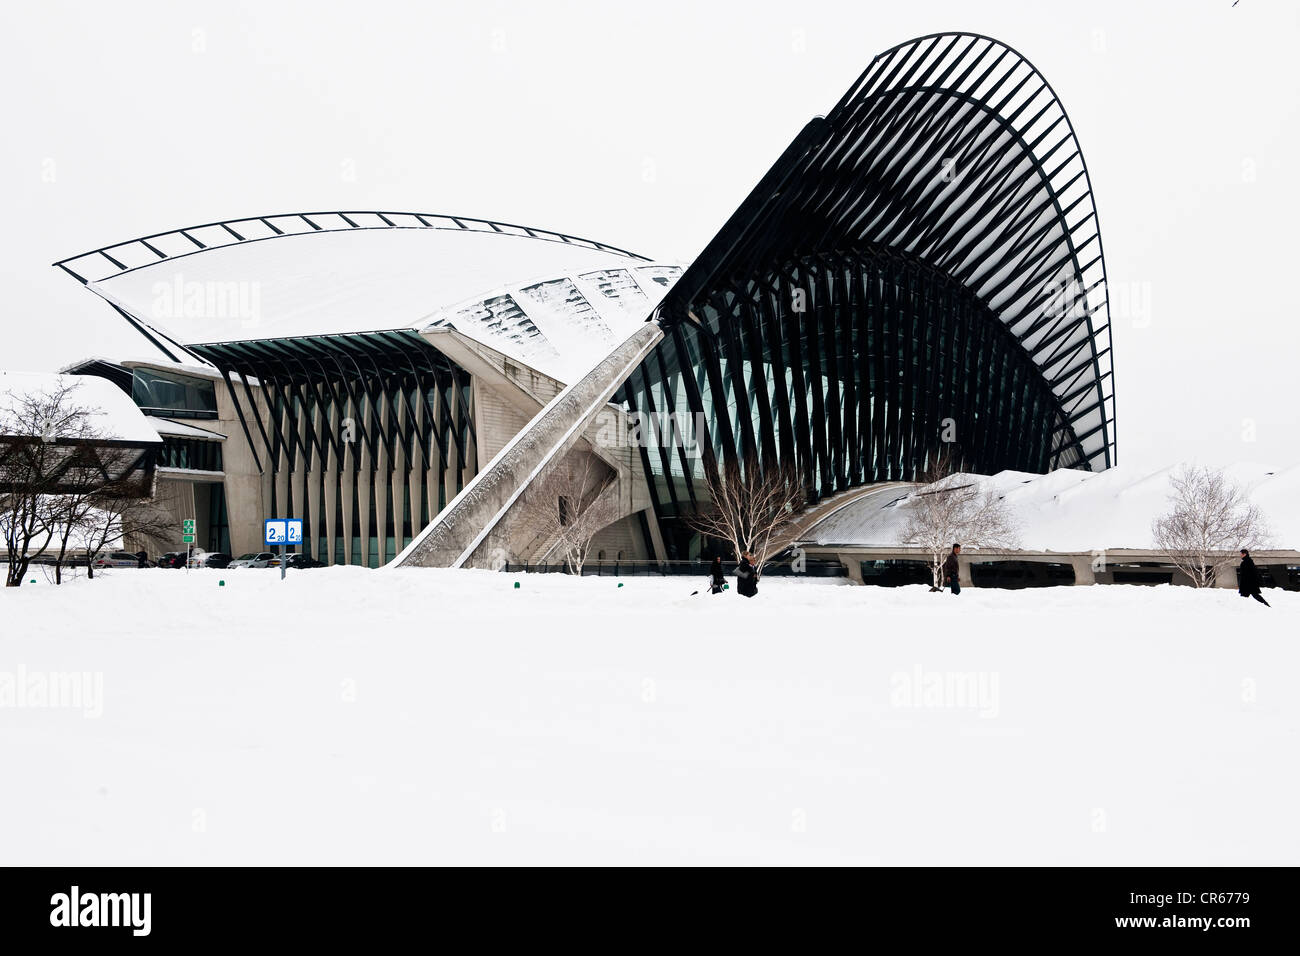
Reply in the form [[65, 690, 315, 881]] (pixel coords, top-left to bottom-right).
[[1, 568, 1295, 865]]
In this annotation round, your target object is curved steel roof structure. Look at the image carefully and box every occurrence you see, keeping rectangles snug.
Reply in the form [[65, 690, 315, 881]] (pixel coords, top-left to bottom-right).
[[658, 32, 1116, 472], [53, 209, 647, 286], [53, 210, 657, 363]]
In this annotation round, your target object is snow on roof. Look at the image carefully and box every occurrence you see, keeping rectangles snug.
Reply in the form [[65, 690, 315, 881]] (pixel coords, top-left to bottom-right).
[[0, 370, 161, 444], [57, 355, 127, 374], [805, 464, 1300, 552], [422, 263, 681, 382], [120, 358, 223, 379], [85, 227, 650, 346], [151, 418, 227, 440]]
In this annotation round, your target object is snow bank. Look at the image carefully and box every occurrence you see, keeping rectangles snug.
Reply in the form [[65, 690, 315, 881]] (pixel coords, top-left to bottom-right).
[[808, 463, 1300, 551]]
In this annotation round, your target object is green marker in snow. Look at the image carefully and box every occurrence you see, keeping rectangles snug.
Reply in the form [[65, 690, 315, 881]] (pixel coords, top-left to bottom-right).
[[514, 581, 520, 589]]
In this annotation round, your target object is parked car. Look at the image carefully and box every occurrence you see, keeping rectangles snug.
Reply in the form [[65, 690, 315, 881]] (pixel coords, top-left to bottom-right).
[[92, 550, 143, 569], [228, 552, 275, 569], [156, 551, 188, 569], [268, 553, 325, 570], [200, 552, 232, 569], [186, 549, 209, 569]]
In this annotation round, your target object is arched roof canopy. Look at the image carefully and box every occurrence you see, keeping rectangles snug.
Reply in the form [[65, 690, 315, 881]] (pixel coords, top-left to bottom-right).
[[660, 32, 1116, 471]]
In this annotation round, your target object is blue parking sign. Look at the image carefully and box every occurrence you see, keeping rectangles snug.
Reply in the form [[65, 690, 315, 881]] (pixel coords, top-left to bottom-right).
[[265, 518, 303, 546]]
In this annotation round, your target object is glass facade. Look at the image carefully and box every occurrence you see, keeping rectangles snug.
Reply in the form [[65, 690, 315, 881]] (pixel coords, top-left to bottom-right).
[[207, 483, 231, 554], [617, 248, 1080, 556], [131, 368, 219, 419], [193, 330, 475, 569], [159, 436, 223, 471]]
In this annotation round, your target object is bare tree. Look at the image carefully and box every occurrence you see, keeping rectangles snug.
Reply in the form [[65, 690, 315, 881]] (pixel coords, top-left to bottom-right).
[[1, 381, 100, 587], [46, 443, 145, 583], [1151, 464, 1270, 588], [518, 455, 622, 574], [685, 455, 807, 575], [77, 479, 171, 578], [902, 471, 1020, 589]]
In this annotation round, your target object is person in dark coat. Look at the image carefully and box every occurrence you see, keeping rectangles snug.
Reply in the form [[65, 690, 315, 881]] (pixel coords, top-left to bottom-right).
[[1238, 549, 1270, 606], [708, 556, 726, 594], [736, 552, 758, 598], [942, 543, 962, 595]]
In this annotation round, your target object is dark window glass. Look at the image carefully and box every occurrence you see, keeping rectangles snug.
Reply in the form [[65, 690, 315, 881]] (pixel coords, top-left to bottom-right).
[[131, 369, 218, 419]]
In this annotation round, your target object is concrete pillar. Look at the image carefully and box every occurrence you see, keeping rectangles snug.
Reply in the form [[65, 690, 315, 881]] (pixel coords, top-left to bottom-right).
[[374, 392, 390, 565], [291, 404, 307, 545], [340, 395, 357, 565], [642, 507, 668, 563], [1217, 564, 1238, 589], [839, 553, 864, 585], [392, 391, 409, 556], [1071, 554, 1097, 586]]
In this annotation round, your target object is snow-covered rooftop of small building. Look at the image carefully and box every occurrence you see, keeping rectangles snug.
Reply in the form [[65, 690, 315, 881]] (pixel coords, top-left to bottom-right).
[[804, 463, 1300, 552], [84, 227, 660, 347], [0, 370, 161, 444]]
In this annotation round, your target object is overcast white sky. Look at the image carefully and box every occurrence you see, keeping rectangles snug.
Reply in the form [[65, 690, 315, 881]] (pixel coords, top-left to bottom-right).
[[3, 0, 1296, 471]]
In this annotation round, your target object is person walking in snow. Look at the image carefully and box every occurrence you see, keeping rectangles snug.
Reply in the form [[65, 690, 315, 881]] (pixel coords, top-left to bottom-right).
[[708, 556, 726, 594], [1238, 549, 1270, 606], [943, 543, 962, 595], [736, 552, 758, 598]]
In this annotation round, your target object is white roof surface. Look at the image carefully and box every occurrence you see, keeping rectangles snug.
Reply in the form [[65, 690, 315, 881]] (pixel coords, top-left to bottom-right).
[[0, 371, 161, 444], [805, 463, 1300, 552], [87, 227, 653, 346], [423, 263, 681, 382]]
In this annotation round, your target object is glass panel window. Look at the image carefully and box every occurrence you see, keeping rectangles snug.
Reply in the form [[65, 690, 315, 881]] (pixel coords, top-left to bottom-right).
[[131, 368, 218, 418]]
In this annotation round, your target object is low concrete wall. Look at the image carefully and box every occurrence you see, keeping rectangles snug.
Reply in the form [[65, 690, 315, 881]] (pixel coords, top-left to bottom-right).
[[808, 545, 1300, 588]]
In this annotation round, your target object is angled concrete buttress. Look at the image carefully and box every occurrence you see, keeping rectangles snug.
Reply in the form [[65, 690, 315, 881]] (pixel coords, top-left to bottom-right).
[[394, 321, 665, 569]]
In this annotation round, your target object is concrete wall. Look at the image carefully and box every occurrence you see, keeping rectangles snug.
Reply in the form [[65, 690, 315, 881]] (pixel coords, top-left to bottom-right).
[[815, 546, 1300, 589], [588, 513, 648, 562], [399, 323, 664, 568]]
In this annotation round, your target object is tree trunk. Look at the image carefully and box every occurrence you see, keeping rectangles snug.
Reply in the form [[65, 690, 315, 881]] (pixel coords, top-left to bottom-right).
[[54, 531, 71, 585], [6, 556, 31, 587]]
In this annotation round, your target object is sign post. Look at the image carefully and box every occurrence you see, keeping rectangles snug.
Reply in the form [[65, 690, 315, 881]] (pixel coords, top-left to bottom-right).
[[264, 518, 303, 581], [182, 518, 195, 573]]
